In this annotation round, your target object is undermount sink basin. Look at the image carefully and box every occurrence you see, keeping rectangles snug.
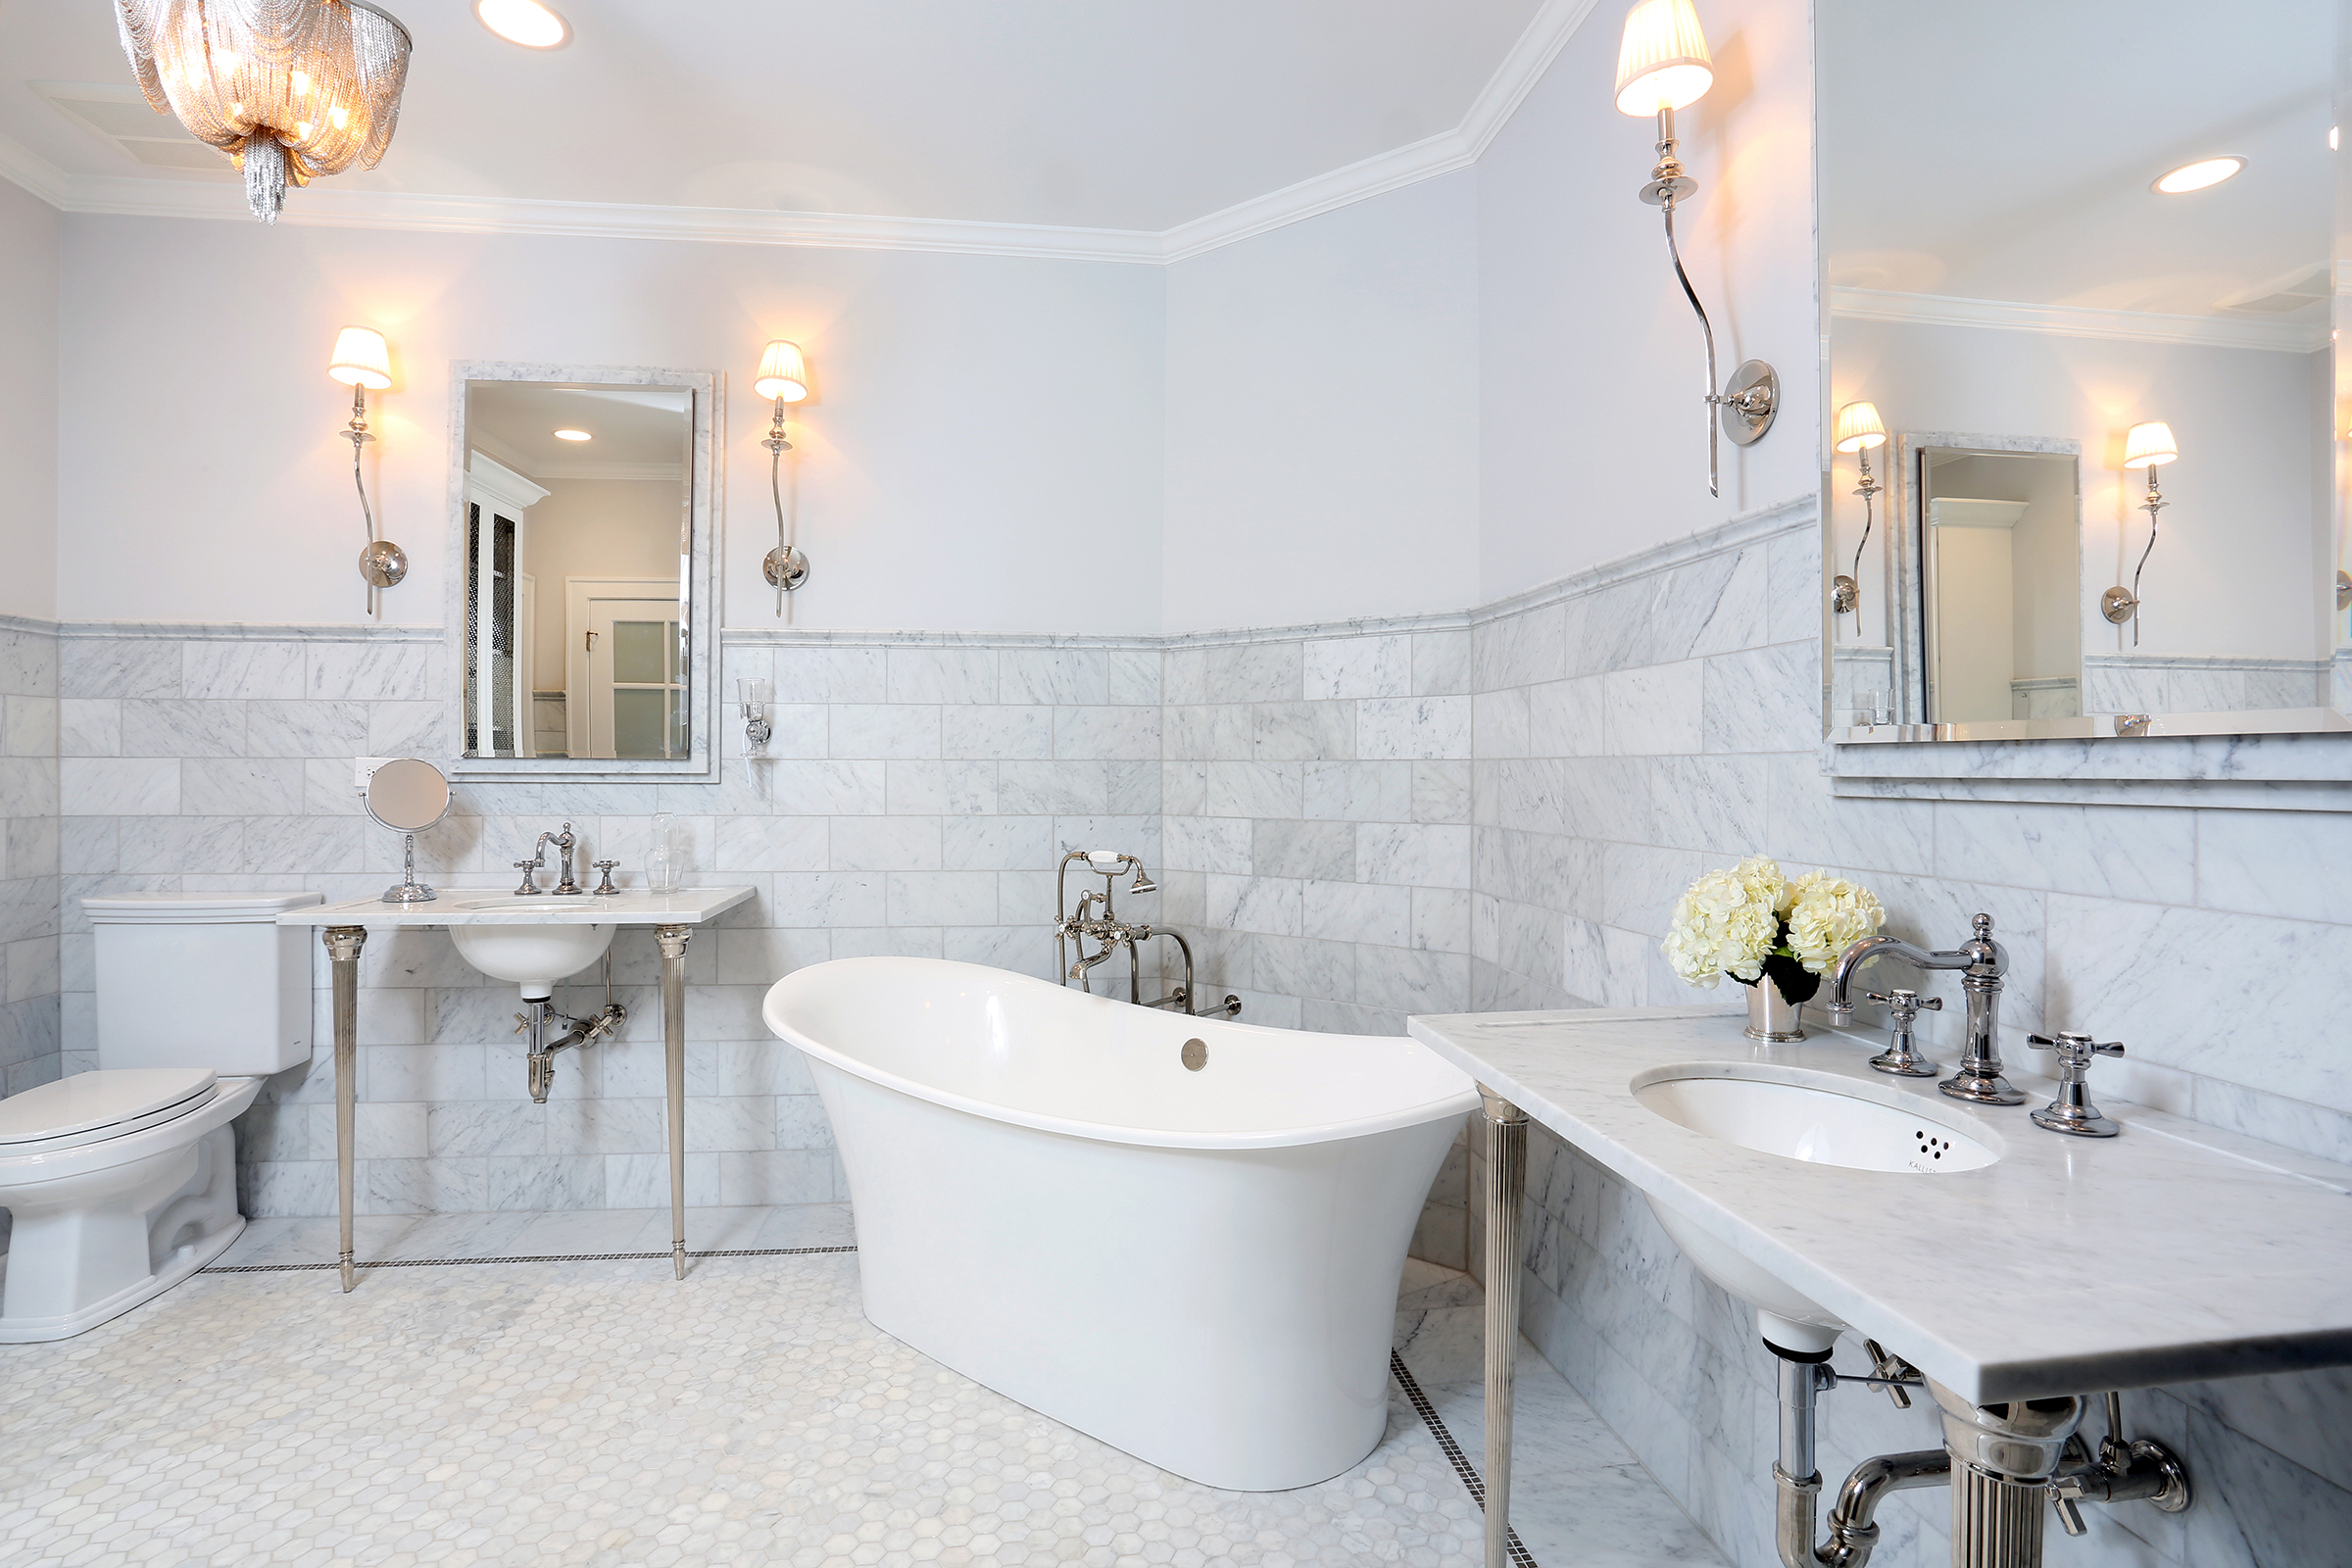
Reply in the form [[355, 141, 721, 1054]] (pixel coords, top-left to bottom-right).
[[453, 897, 603, 911], [449, 919, 614, 995], [1629, 1063, 2003, 1354], [1633, 1064, 2000, 1174]]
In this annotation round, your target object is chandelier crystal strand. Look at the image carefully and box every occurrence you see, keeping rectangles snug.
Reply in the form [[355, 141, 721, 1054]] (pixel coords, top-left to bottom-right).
[[117, 0, 414, 223]]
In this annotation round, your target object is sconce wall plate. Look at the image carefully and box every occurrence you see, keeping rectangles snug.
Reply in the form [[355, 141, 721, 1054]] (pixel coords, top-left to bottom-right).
[[2101, 586, 2140, 624], [2336, 567, 2349, 612], [1832, 574, 1859, 613], [763, 545, 810, 592], [1720, 360, 1778, 445], [360, 539, 409, 589]]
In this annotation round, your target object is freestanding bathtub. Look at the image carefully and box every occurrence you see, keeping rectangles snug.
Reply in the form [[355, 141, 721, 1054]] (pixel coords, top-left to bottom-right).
[[762, 956, 1478, 1491]]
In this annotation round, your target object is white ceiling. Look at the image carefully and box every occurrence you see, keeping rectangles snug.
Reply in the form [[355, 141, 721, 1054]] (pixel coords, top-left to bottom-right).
[[1819, 0, 2332, 324], [467, 383, 691, 475], [0, 0, 1571, 255]]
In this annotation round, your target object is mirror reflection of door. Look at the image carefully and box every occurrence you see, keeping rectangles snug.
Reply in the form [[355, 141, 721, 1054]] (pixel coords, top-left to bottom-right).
[[460, 381, 694, 759], [568, 582, 686, 760], [1920, 449, 2082, 723]]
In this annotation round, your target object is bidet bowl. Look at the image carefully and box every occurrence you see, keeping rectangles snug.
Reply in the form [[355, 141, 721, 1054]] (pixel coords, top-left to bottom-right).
[[1628, 1062, 2002, 1352]]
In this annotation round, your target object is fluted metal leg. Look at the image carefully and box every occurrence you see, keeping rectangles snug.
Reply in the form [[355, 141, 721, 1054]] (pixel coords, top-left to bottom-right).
[[323, 926, 368, 1293], [657, 924, 691, 1279], [1480, 1086, 1529, 1568]]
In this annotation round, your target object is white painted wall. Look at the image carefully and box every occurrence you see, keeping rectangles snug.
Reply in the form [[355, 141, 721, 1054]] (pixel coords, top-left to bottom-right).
[[53, 217, 1165, 634], [0, 177, 59, 622], [517, 477, 684, 687], [1161, 172, 1481, 632], [1835, 317, 2328, 662], [1476, 0, 1822, 602]]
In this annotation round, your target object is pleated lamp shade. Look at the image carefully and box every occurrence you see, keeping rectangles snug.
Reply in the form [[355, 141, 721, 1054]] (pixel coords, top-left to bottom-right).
[[326, 326, 392, 391], [1614, 0, 1714, 116], [1833, 401, 1887, 454], [756, 340, 809, 403], [2123, 421, 2179, 468]]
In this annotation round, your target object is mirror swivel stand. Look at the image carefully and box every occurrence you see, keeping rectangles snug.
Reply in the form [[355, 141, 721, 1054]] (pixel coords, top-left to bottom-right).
[[383, 831, 436, 905]]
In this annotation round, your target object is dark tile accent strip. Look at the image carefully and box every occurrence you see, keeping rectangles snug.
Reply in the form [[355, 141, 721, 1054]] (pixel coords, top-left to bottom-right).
[[1391, 1349, 1538, 1568], [202, 1244, 859, 1274]]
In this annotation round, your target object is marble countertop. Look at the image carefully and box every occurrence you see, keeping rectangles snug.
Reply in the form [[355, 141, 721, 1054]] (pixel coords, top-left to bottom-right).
[[277, 888, 757, 928], [1408, 1005, 2352, 1403]]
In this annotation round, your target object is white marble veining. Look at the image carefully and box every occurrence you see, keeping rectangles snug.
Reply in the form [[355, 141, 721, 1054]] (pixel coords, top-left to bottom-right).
[[1413, 1004, 2352, 1402]]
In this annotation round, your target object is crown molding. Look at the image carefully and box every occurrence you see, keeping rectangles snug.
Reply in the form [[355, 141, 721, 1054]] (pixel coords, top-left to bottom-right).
[[1831, 287, 2328, 355], [0, 0, 1603, 265]]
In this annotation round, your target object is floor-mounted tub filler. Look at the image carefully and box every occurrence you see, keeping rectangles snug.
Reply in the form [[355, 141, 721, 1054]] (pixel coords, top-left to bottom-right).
[[762, 956, 1478, 1492]]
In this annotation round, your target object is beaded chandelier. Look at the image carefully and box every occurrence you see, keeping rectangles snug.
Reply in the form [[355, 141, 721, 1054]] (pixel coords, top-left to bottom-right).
[[116, 0, 414, 223]]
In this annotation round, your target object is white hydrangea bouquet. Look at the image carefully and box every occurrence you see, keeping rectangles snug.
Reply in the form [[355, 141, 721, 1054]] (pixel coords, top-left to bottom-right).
[[1662, 856, 1885, 1039]]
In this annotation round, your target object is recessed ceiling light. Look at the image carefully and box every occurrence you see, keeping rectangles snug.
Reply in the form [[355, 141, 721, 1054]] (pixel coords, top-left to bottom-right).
[[475, 0, 570, 49], [2152, 156, 2245, 194], [553, 428, 592, 441]]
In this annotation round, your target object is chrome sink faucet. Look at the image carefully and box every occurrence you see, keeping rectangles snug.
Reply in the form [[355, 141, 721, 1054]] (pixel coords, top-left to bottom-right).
[[513, 821, 584, 896], [1826, 912, 2026, 1105]]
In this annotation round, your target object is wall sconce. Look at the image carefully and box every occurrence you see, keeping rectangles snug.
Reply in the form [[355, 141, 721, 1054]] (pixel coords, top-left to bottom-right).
[[755, 339, 811, 604], [1830, 400, 1886, 626], [1613, 0, 1778, 497], [327, 326, 408, 615], [2103, 420, 2177, 644], [738, 675, 772, 786]]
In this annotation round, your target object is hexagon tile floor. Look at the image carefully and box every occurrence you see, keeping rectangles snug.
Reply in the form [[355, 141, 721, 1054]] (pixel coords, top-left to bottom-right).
[[0, 1205, 1726, 1568]]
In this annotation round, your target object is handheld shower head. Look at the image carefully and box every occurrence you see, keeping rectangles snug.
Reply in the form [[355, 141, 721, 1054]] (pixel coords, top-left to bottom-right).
[[1129, 866, 1157, 895]]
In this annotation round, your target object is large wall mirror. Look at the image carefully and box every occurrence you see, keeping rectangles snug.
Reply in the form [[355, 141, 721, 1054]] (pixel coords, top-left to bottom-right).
[[443, 364, 720, 782], [1817, 0, 2351, 741]]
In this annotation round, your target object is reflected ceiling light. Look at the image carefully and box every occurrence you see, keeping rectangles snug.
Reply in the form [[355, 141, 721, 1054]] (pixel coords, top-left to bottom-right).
[[118, 0, 414, 223], [1830, 402, 1887, 625], [326, 325, 406, 614], [474, 0, 569, 48], [2104, 421, 2179, 644], [2152, 156, 2245, 194], [553, 428, 592, 441], [755, 339, 812, 602], [1612, 0, 1776, 499], [2332, 126, 2341, 152]]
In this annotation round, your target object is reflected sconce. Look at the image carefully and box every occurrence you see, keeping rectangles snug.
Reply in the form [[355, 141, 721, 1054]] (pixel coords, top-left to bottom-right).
[[1613, 0, 1778, 497], [755, 339, 812, 603], [2104, 421, 2177, 644], [1830, 401, 1886, 626], [327, 325, 408, 615]]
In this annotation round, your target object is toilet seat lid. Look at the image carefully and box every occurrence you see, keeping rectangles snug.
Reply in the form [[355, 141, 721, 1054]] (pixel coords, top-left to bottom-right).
[[0, 1068, 219, 1146]]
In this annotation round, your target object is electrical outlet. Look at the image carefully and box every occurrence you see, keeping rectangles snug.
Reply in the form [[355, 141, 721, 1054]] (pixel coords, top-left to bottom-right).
[[354, 757, 395, 791]]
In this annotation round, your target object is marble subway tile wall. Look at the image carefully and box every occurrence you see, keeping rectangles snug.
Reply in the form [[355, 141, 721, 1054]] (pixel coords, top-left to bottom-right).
[[1157, 628, 1478, 1037], [53, 628, 1159, 1217], [0, 621, 60, 1096], [1435, 504, 2352, 1568]]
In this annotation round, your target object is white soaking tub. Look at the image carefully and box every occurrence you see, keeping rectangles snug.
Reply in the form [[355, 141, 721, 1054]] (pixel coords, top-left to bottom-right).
[[762, 956, 1478, 1491]]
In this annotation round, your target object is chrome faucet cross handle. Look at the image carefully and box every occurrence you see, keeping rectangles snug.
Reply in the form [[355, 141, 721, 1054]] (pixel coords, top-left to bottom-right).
[[591, 859, 621, 897], [2026, 1031, 2126, 1138], [511, 858, 540, 896], [1863, 988, 1941, 1078]]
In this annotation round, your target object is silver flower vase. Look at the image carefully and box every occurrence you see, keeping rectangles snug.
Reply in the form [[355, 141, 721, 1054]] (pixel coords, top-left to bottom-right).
[[1743, 979, 1806, 1042]]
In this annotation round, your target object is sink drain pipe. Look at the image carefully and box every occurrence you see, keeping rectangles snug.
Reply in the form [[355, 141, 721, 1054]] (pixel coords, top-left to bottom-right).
[[1773, 1343, 1948, 1568]]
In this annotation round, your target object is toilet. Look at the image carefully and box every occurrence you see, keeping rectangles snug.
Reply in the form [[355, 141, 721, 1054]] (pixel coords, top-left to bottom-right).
[[0, 892, 321, 1342]]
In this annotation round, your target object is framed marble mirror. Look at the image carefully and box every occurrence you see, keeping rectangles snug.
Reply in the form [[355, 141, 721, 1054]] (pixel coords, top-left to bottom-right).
[[1816, 0, 2351, 745], [442, 363, 721, 783]]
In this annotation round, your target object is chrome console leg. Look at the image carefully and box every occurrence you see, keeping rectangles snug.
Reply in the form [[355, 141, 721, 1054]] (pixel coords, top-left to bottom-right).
[[1479, 1086, 1529, 1568], [657, 924, 691, 1280], [323, 925, 368, 1293]]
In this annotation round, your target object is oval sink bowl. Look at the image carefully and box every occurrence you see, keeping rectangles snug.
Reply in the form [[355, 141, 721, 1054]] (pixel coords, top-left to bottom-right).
[[1631, 1063, 1999, 1173], [1628, 1063, 2001, 1354], [454, 897, 602, 911], [450, 921, 614, 997]]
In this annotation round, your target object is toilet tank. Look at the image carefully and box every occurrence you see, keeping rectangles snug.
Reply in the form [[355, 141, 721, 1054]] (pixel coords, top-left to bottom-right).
[[85, 893, 325, 1076]]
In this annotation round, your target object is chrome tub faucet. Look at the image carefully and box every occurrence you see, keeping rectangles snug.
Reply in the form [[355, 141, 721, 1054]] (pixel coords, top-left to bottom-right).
[[1826, 912, 2026, 1105]]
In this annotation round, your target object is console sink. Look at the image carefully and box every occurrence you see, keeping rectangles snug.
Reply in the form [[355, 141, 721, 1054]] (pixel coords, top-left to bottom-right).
[[1628, 1062, 2003, 1352]]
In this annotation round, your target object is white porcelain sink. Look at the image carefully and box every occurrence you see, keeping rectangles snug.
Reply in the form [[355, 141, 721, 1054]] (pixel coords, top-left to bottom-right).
[[1628, 1063, 2003, 1353], [448, 917, 613, 996], [453, 897, 600, 912], [1633, 1065, 2001, 1174]]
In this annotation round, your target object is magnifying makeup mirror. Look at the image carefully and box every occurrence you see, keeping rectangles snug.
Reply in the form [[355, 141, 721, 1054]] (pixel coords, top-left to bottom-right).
[[365, 758, 452, 905]]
